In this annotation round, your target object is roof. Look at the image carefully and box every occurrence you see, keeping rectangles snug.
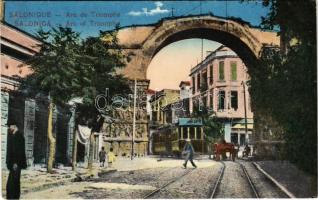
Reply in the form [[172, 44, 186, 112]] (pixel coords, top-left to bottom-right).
[[178, 118, 202, 126], [146, 89, 156, 94], [149, 89, 180, 102], [189, 45, 238, 76], [179, 81, 190, 87], [1, 21, 41, 42]]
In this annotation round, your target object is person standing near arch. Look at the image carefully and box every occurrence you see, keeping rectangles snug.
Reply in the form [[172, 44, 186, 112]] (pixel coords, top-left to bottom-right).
[[6, 121, 27, 199], [99, 147, 106, 167]]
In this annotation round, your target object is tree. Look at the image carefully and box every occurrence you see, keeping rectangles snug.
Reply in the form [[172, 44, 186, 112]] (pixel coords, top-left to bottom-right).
[[77, 31, 131, 172], [22, 27, 82, 173], [21, 27, 130, 173], [247, 0, 316, 175], [191, 102, 224, 143]]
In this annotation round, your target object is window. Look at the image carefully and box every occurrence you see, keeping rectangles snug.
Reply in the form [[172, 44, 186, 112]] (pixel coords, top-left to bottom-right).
[[182, 127, 187, 138], [218, 91, 225, 110], [209, 65, 213, 84], [231, 91, 238, 110], [197, 73, 201, 90], [248, 96, 251, 111], [192, 77, 196, 94], [231, 133, 238, 144], [201, 72, 208, 92], [197, 129, 202, 140], [209, 92, 213, 110], [231, 61, 237, 81], [202, 96, 207, 107], [219, 61, 224, 80]]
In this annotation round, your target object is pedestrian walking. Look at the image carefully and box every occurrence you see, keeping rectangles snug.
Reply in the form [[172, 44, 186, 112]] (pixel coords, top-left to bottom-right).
[[182, 138, 197, 169], [6, 121, 27, 199], [99, 147, 106, 167], [107, 148, 116, 168]]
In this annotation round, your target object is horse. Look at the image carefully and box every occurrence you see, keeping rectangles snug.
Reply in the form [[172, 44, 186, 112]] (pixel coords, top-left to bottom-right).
[[213, 140, 236, 161]]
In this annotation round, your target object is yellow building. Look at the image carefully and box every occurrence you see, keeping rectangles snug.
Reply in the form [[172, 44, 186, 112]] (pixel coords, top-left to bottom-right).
[[149, 89, 180, 125]]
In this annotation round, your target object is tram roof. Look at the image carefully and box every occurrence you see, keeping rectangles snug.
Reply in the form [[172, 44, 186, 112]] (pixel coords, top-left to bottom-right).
[[178, 118, 202, 126]]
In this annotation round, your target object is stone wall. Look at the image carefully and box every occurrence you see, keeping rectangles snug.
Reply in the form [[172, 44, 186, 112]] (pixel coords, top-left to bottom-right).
[[253, 110, 285, 159], [1, 91, 9, 168]]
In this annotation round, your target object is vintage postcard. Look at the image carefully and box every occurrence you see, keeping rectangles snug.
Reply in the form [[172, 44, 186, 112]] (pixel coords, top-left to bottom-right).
[[0, 0, 316, 199]]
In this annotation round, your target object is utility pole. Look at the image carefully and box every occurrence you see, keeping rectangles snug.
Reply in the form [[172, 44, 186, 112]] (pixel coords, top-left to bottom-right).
[[200, 0, 203, 62], [171, 7, 174, 17], [241, 81, 248, 138], [131, 79, 137, 160]]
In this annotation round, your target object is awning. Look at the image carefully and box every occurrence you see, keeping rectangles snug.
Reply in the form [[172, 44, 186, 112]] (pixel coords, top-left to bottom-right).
[[232, 123, 253, 130]]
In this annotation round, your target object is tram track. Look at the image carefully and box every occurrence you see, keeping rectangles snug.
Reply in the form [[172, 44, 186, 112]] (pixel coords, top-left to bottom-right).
[[143, 168, 195, 199], [209, 161, 225, 198], [238, 161, 260, 198], [210, 160, 292, 198], [210, 161, 259, 198]]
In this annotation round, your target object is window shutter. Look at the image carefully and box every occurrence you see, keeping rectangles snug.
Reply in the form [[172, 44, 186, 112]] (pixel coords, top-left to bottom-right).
[[231, 62, 237, 80], [219, 61, 224, 80]]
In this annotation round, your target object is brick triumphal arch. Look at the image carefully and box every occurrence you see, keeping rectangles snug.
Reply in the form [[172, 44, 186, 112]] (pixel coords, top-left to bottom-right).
[[115, 15, 280, 79], [102, 15, 281, 158]]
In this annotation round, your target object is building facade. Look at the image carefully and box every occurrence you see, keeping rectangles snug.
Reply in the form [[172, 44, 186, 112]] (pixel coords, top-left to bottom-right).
[[149, 89, 180, 126], [1, 22, 75, 168], [189, 45, 253, 146]]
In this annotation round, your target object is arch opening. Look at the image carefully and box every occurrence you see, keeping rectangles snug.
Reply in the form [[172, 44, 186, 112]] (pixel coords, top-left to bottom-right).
[[150, 28, 258, 70]]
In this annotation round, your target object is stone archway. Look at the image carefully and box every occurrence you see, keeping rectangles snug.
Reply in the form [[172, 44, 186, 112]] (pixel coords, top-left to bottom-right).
[[115, 15, 279, 79], [112, 15, 281, 158]]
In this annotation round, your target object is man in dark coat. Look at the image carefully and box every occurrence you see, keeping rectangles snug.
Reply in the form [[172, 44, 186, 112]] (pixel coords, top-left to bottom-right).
[[6, 121, 27, 199], [182, 138, 197, 168]]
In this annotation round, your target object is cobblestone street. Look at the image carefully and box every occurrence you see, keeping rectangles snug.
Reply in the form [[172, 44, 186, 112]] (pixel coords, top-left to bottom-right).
[[18, 158, 295, 199]]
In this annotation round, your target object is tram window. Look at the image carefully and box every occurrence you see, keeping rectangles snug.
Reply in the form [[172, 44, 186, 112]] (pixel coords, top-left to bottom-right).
[[197, 130, 201, 140], [182, 127, 187, 138], [190, 127, 195, 139]]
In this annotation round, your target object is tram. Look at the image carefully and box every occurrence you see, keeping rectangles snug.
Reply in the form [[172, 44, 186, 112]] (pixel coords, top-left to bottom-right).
[[152, 118, 206, 157]]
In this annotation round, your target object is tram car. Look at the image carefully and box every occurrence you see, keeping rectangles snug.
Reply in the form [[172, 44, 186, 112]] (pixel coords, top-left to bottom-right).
[[152, 118, 206, 157]]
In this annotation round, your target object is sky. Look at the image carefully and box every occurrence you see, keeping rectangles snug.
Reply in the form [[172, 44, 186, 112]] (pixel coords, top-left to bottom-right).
[[4, 1, 270, 90], [5, 1, 269, 37], [147, 39, 221, 90]]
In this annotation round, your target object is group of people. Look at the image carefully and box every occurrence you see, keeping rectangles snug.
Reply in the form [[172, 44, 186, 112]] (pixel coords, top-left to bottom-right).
[[98, 147, 116, 167], [181, 138, 253, 169], [5, 119, 251, 199]]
